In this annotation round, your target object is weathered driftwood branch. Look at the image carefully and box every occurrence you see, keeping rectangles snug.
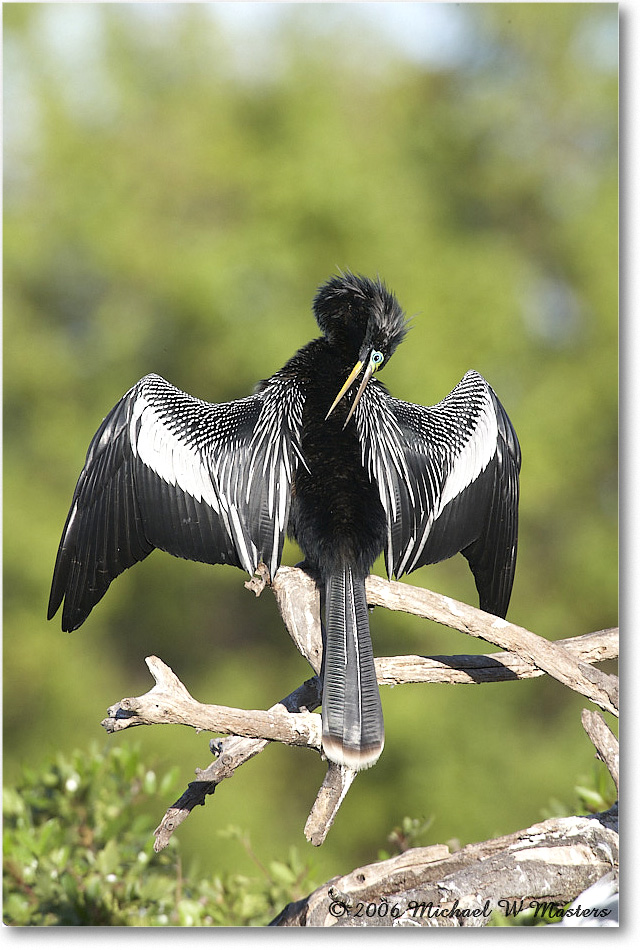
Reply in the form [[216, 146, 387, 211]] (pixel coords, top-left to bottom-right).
[[270, 565, 323, 672], [153, 676, 321, 852], [100, 566, 618, 851], [102, 656, 357, 849], [273, 697, 619, 926], [375, 628, 618, 686], [153, 712, 355, 852], [363, 573, 619, 715], [304, 764, 358, 847], [271, 567, 618, 714], [581, 709, 619, 793], [271, 806, 619, 927], [102, 655, 321, 750]]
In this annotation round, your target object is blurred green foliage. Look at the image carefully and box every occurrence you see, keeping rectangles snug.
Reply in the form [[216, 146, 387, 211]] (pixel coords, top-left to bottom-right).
[[4, 1, 617, 923], [3, 743, 319, 925], [2, 743, 614, 926]]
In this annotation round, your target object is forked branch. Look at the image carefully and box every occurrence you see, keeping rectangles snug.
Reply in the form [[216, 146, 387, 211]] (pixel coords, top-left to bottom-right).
[[102, 655, 321, 750], [100, 565, 618, 850]]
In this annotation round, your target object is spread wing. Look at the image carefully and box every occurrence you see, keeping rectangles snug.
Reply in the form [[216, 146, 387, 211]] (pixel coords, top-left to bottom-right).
[[356, 370, 521, 617], [48, 373, 305, 631]]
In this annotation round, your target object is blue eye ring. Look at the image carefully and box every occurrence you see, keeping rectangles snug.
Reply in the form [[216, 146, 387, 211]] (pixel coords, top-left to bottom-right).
[[371, 350, 384, 367]]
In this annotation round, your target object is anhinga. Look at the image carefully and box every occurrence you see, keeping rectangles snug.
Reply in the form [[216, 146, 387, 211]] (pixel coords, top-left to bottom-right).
[[48, 273, 521, 770]]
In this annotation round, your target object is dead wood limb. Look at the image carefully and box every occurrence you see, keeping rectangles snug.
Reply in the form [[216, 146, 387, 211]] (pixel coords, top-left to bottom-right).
[[271, 806, 619, 927], [101, 655, 322, 750], [375, 628, 618, 686], [113, 658, 359, 851], [581, 710, 619, 793], [100, 567, 618, 852], [270, 567, 618, 714], [153, 676, 322, 852], [304, 764, 358, 847], [271, 566, 323, 672], [363, 574, 619, 715]]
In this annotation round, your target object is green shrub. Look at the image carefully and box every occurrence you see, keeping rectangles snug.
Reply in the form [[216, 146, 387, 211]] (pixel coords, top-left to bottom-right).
[[3, 742, 317, 926]]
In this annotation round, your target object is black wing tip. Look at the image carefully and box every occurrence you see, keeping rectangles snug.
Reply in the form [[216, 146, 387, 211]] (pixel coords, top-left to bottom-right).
[[61, 604, 88, 632], [47, 592, 89, 632], [476, 558, 517, 620], [62, 619, 85, 633], [479, 598, 509, 621], [47, 571, 68, 625]]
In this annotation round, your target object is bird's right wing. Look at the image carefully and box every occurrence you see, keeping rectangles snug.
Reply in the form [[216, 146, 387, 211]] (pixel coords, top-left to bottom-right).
[[356, 371, 520, 617], [48, 373, 305, 631]]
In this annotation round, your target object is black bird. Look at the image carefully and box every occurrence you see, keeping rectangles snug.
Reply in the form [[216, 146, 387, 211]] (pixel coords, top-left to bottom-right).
[[48, 273, 520, 770]]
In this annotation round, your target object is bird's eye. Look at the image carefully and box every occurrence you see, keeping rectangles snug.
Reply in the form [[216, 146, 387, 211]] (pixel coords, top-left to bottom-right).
[[371, 350, 384, 367]]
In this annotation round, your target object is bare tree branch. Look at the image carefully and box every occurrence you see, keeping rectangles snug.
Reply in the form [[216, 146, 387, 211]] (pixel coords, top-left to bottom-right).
[[271, 806, 619, 927], [102, 655, 322, 749], [271, 567, 618, 713], [304, 763, 358, 846], [152, 676, 322, 852], [581, 709, 619, 793], [98, 567, 618, 854], [375, 628, 618, 686], [271, 565, 323, 673], [363, 573, 619, 715]]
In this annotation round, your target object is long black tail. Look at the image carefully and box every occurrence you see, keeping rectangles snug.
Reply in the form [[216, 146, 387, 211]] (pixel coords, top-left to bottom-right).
[[321, 566, 384, 770]]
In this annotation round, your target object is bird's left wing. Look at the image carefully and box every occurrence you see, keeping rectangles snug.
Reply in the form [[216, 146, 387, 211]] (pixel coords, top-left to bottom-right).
[[48, 372, 305, 631], [355, 370, 521, 618]]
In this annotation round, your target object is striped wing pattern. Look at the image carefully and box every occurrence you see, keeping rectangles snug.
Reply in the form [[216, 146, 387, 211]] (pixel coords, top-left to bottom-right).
[[48, 373, 304, 631], [356, 370, 521, 617]]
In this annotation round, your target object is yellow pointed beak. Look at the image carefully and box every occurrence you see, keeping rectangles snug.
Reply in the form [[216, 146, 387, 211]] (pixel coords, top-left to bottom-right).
[[325, 355, 377, 427], [325, 359, 364, 421]]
